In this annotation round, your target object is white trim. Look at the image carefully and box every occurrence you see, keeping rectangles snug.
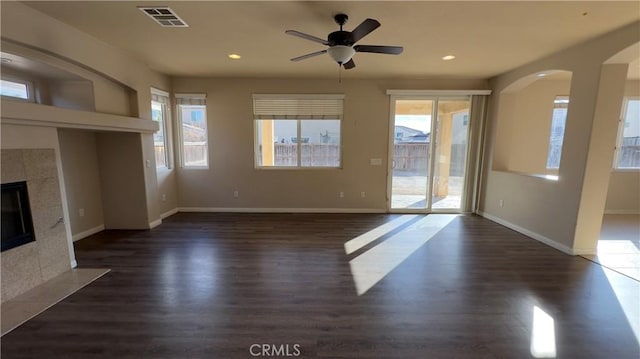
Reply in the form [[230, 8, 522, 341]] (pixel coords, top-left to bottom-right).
[[178, 207, 385, 214], [253, 94, 345, 100], [70, 260, 78, 269], [72, 224, 105, 242], [476, 211, 595, 255], [386, 89, 492, 96], [604, 209, 640, 215], [149, 219, 162, 229], [161, 208, 179, 219]]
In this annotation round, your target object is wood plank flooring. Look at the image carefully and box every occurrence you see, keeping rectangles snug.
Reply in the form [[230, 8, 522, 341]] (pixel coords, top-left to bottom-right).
[[1, 213, 638, 358]]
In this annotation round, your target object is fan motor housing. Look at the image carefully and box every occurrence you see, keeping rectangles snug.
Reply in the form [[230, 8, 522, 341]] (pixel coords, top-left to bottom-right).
[[328, 31, 354, 46]]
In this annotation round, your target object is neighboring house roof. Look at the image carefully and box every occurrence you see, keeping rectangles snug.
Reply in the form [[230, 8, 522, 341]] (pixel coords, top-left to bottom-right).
[[395, 125, 423, 136], [395, 126, 429, 143]]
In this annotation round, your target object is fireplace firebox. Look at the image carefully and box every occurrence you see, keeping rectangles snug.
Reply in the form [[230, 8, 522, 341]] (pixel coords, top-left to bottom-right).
[[1, 181, 36, 252]]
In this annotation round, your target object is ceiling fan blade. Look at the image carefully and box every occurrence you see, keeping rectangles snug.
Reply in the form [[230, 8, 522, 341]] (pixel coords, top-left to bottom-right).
[[290, 49, 327, 62], [350, 18, 380, 43], [354, 45, 403, 55], [285, 30, 329, 45], [343, 59, 356, 69]]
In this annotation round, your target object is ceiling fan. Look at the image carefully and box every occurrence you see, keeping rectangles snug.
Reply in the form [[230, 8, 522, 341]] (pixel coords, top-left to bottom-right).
[[285, 13, 403, 70]]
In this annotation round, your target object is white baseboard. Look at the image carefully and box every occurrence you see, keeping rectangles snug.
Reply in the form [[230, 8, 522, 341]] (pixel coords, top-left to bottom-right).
[[177, 207, 386, 214], [149, 219, 162, 229], [604, 209, 640, 215], [72, 224, 105, 242], [476, 211, 591, 255], [160, 208, 178, 219]]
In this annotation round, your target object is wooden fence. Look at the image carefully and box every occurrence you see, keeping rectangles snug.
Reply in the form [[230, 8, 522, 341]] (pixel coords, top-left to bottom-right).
[[392, 144, 466, 176], [154, 142, 469, 173]]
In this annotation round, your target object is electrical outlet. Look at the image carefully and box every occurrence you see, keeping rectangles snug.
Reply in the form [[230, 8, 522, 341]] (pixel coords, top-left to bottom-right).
[[79, 208, 85, 217], [499, 199, 504, 208], [339, 191, 344, 198], [233, 190, 239, 198], [370, 158, 383, 166], [145, 159, 151, 168], [361, 191, 366, 198]]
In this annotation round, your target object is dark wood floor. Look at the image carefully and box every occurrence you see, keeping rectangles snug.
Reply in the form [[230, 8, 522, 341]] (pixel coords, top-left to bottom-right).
[[2, 213, 639, 358]]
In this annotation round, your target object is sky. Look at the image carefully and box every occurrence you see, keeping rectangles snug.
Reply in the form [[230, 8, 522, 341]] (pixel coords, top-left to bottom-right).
[[395, 115, 432, 133]]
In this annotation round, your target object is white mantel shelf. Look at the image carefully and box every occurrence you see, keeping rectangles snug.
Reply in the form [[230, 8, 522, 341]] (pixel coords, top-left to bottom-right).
[[0, 100, 159, 133]]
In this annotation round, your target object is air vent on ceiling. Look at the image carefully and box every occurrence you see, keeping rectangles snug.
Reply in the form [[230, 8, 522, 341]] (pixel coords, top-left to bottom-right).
[[138, 7, 188, 27]]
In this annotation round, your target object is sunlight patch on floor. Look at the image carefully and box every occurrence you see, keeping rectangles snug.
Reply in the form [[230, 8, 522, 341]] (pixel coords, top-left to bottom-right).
[[348, 214, 457, 295], [603, 266, 640, 343], [586, 240, 640, 281], [344, 215, 417, 255], [530, 305, 557, 358]]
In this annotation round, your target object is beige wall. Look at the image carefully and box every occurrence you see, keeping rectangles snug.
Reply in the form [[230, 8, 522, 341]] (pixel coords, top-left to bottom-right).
[[1, 124, 75, 302], [604, 80, 640, 213], [605, 172, 640, 213], [480, 21, 640, 254], [58, 130, 105, 238], [96, 132, 150, 229], [92, 79, 135, 117], [172, 77, 487, 210], [48, 80, 95, 112], [494, 78, 571, 175]]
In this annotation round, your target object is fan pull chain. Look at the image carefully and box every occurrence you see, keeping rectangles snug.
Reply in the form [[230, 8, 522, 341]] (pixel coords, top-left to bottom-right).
[[338, 63, 342, 83]]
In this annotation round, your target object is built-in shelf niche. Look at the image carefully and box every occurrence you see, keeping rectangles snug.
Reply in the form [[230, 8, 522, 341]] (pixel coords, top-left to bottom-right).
[[1, 47, 138, 118]]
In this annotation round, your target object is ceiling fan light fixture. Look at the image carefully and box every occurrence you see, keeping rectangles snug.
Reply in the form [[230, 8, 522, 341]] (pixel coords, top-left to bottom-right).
[[328, 45, 356, 64]]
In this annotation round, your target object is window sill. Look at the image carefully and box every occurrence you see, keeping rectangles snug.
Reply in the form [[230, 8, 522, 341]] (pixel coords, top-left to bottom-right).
[[255, 166, 342, 170], [494, 170, 559, 181], [612, 168, 640, 173]]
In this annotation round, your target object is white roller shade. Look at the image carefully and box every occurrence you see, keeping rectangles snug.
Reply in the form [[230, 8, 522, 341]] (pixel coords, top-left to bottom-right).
[[175, 93, 206, 106], [151, 88, 169, 104], [253, 94, 344, 119]]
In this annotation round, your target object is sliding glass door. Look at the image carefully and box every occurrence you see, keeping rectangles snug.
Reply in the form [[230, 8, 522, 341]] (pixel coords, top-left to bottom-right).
[[388, 96, 471, 212]]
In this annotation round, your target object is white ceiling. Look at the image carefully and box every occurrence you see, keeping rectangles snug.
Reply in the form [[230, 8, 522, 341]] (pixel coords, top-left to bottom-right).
[[22, 1, 640, 79]]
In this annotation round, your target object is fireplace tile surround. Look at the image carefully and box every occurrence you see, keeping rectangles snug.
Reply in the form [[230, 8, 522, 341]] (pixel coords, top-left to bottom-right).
[[1, 149, 71, 302]]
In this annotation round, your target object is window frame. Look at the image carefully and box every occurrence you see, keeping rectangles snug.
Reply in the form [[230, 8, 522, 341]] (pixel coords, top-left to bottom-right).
[[545, 95, 570, 171], [252, 94, 344, 170], [176, 94, 209, 170], [151, 88, 173, 170], [613, 96, 640, 172], [0, 77, 35, 102], [253, 118, 343, 170]]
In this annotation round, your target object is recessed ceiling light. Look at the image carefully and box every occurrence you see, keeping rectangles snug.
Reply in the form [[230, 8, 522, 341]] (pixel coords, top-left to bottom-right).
[[582, 12, 589, 16], [536, 73, 547, 77], [442, 55, 456, 61], [228, 54, 241, 60]]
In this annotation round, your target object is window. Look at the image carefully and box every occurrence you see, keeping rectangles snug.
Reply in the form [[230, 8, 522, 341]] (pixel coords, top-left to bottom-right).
[[1, 79, 30, 101], [615, 97, 640, 169], [176, 94, 208, 168], [151, 88, 172, 169], [253, 95, 343, 168], [546, 96, 569, 169]]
